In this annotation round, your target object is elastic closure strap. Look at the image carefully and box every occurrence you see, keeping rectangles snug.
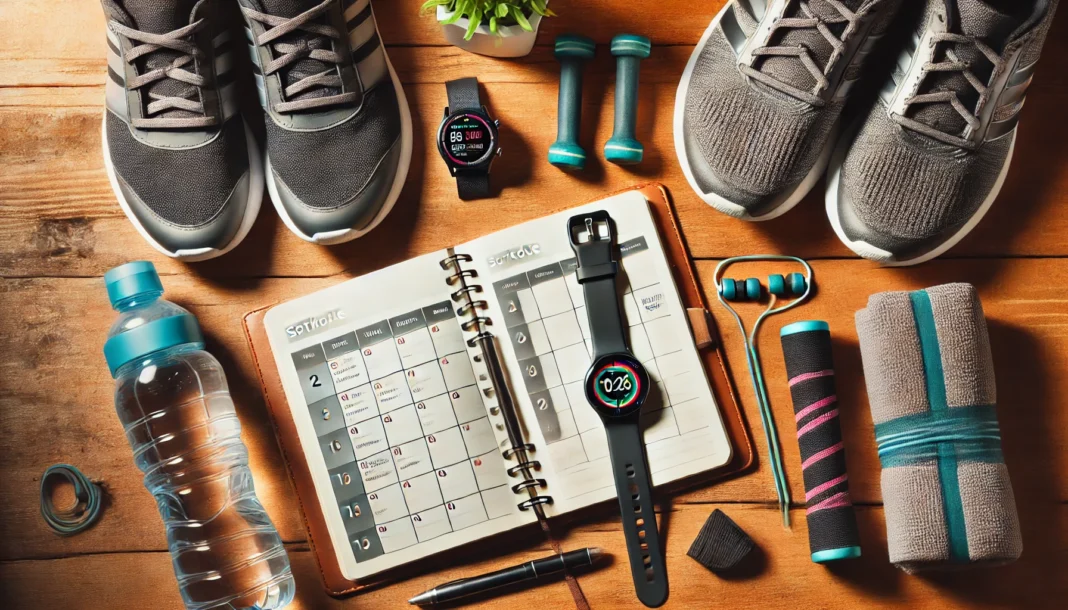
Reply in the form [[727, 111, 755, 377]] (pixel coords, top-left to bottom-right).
[[874, 405, 1003, 468]]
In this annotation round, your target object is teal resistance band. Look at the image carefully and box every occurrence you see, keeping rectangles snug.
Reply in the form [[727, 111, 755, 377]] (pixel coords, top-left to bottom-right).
[[714, 256, 814, 527], [40, 464, 105, 536], [909, 290, 970, 562]]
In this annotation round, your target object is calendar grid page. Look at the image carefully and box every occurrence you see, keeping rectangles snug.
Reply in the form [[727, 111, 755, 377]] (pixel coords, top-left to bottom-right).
[[460, 192, 733, 514], [264, 252, 535, 581]]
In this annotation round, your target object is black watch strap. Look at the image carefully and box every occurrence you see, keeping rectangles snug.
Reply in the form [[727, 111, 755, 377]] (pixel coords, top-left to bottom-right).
[[570, 211, 628, 357], [446, 77, 481, 111], [456, 171, 491, 201], [606, 420, 669, 607]]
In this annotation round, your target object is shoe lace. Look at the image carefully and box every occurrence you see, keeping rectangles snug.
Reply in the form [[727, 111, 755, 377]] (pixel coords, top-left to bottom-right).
[[241, 0, 359, 113], [741, 0, 869, 106], [109, 19, 217, 129], [891, 33, 1004, 149]]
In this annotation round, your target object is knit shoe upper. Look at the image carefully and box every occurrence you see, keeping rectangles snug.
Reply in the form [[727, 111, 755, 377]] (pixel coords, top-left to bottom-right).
[[831, 0, 1060, 264], [102, 0, 256, 260], [676, 0, 902, 219], [240, 0, 410, 244]]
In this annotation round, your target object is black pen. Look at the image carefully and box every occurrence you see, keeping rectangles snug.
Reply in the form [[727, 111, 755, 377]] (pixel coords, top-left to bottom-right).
[[408, 547, 606, 606]]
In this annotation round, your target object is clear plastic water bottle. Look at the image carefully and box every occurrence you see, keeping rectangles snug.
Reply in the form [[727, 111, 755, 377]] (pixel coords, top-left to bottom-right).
[[102, 261, 295, 610]]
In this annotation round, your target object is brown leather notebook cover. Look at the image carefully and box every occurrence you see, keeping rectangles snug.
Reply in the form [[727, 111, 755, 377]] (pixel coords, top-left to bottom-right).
[[241, 184, 753, 596]]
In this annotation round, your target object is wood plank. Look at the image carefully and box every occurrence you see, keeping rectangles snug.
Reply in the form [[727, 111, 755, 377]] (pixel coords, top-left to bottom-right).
[[2, 259, 1065, 562], [2, 49, 1068, 276], [2, 504, 1065, 609]]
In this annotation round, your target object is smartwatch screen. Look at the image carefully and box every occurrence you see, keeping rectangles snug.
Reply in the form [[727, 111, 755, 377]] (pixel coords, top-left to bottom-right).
[[585, 354, 649, 418], [440, 113, 494, 166]]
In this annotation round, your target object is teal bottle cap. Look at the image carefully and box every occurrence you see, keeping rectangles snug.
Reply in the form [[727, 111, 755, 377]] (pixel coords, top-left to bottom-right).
[[610, 34, 652, 58], [103, 314, 204, 377], [105, 261, 163, 308]]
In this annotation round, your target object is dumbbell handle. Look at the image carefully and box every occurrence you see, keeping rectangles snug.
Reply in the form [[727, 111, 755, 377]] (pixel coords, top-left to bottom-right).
[[780, 321, 861, 564], [557, 60, 584, 145], [612, 55, 640, 141]]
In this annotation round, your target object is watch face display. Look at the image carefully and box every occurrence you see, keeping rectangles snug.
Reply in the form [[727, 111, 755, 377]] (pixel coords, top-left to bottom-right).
[[585, 354, 649, 418], [439, 113, 494, 166]]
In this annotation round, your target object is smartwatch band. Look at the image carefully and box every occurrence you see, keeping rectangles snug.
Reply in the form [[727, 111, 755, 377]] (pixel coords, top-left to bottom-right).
[[446, 77, 481, 112], [456, 171, 491, 201], [571, 213, 627, 357], [606, 420, 669, 608]]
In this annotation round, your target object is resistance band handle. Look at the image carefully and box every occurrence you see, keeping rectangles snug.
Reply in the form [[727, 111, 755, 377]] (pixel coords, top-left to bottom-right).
[[780, 321, 861, 563]]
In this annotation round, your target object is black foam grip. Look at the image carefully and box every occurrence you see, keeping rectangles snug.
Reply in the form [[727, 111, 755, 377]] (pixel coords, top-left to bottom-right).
[[780, 323, 861, 561]]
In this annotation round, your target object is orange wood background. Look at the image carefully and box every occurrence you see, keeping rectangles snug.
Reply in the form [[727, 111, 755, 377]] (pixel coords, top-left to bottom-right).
[[1, 1, 1066, 608]]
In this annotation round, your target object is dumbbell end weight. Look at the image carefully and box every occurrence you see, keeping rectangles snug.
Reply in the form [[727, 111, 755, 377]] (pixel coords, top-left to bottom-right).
[[551, 35, 595, 170]]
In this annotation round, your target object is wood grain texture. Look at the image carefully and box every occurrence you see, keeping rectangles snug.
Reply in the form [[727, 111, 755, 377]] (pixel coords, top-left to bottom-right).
[[1, 0, 1066, 607]]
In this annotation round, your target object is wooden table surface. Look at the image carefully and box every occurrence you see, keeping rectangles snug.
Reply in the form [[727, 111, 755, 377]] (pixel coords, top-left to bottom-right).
[[2, 1, 1066, 608]]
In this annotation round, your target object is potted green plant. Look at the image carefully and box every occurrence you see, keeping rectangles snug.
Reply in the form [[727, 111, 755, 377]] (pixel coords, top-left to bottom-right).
[[421, 0, 554, 58]]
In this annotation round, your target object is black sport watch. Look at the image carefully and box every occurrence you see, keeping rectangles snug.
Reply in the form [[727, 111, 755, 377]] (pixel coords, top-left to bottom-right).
[[438, 77, 501, 201], [568, 211, 668, 608]]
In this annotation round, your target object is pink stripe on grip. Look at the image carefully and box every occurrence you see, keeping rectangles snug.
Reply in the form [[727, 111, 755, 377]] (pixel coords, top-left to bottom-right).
[[801, 441, 844, 470], [794, 395, 837, 422], [806, 491, 852, 515], [805, 473, 849, 502], [788, 369, 834, 387], [797, 409, 840, 438]]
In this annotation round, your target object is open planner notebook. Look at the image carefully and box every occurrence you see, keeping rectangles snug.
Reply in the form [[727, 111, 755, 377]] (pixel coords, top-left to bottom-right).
[[261, 190, 733, 582]]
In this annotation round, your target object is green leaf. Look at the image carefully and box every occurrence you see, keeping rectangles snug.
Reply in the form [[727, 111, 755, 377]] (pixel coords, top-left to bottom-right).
[[489, 15, 498, 34], [464, 7, 483, 39], [496, 3, 509, 18], [511, 5, 532, 31]]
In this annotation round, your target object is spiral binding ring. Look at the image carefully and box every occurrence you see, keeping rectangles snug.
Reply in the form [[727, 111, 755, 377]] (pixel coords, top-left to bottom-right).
[[507, 461, 541, 477], [502, 443, 537, 460], [451, 285, 483, 301], [518, 496, 554, 511], [461, 316, 492, 332], [456, 300, 489, 317], [512, 479, 547, 494], [468, 332, 494, 348], [446, 269, 478, 286], [439, 253, 473, 270]]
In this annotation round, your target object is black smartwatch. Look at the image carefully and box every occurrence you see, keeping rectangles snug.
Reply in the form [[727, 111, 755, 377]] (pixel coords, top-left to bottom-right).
[[438, 77, 501, 201], [569, 211, 668, 608]]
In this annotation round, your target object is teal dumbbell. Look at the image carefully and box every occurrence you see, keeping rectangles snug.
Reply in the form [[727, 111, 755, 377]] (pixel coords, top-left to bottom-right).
[[549, 35, 596, 170], [604, 34, 651, 165]]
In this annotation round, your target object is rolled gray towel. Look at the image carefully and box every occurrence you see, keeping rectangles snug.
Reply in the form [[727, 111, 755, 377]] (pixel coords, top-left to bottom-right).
[[855, 283, 1021, 573]]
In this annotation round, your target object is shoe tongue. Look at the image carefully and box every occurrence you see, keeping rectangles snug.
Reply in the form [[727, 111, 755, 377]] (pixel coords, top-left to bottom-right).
[[258, 0, 339, 105], [758, 0, 869, 96], [118, 0, 203, 122], [909, 0, 1024, 138]]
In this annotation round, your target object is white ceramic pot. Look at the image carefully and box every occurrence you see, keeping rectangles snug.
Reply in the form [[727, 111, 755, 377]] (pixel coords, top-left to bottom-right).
[[436, 4, 545, 58]]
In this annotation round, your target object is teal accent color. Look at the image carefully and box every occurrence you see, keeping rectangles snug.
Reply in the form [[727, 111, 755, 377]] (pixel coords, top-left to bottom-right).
[[811, 546, 861, 563], [744, 278, 761, 300], [610, 34, 652, 58], [105, 261, 163, 307], [909, 289, 970, 563], [103, 313, 204, 377], [604, 136, 643, 164], [552, 35, 594, 171], [606, 35, 648, 166], [768, 274, 785, 296], [721, 279, 737, 300], [549, 142, 587, 169], [780, 320, 829, 337], [554, 34, 595, 59], [788, 272, 806, 295], [874, 405, 1002, 468]]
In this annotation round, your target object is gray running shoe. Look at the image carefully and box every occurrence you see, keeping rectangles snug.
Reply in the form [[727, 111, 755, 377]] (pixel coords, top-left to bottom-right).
[[828, 0, 1059, 265], [102, 0, 261, 261], [675, 0, 902, 220], [239, 0, 412, 245]]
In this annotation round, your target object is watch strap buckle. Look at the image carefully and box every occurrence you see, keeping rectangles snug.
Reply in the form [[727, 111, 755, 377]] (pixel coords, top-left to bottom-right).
[[568, 211, 617, 282]]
